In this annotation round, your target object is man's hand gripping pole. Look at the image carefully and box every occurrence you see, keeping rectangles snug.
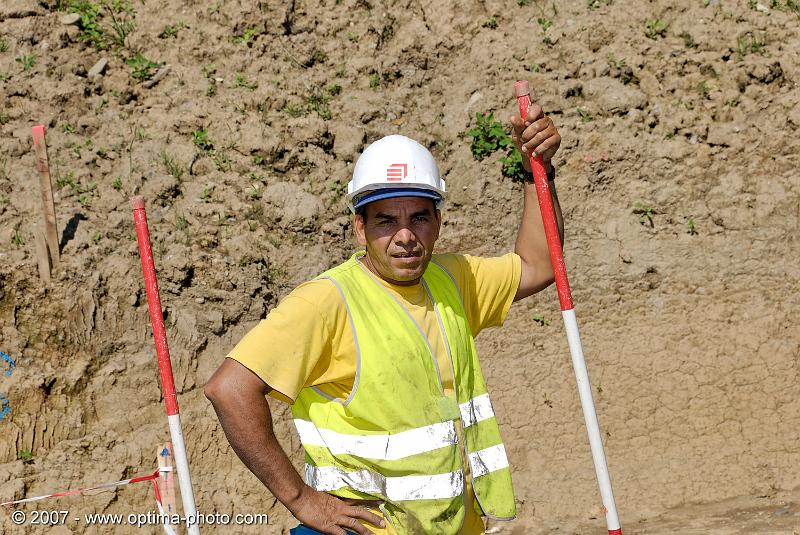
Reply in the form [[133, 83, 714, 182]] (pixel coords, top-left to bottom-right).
[[515, 80, 622, 535]]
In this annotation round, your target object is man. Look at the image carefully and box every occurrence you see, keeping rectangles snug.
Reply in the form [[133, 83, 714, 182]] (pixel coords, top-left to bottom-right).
[[204, 96, 563, 535]]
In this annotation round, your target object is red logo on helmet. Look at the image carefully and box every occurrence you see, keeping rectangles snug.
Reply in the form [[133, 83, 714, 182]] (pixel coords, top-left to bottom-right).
[[386, 163, 407, 182]]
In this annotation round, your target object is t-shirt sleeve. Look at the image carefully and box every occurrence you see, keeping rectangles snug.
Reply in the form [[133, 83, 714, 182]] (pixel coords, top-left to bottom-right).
[[435, 252, 522, 337], [226, 279, 336, 404]]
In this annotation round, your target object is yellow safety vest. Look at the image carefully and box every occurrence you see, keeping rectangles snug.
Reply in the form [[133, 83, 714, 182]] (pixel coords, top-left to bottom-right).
[[291, 252, 516, 534]]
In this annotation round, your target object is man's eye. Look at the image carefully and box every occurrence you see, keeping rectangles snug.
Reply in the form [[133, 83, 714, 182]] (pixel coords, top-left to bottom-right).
[[413, 216, 429, 222]]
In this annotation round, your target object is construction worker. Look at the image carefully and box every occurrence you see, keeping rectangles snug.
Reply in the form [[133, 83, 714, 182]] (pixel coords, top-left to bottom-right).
[[204, 97, 563, 535]]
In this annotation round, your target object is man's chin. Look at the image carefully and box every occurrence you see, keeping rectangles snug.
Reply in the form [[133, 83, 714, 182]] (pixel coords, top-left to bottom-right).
[[388, 259, 425, 281]]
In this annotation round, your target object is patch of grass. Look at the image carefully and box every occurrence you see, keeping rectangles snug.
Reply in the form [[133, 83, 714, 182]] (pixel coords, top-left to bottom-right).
[[56, 172, 79, 192], [368, 72, 380, 88], [310, 50, 327, 65], [247, 184, 262, 200], [788, 0, 800, 14], [211, 153, 231, 171], [327, 83, 342, 96], [160, 151, 184, 180], [467, 112, 512, 161], [537, 17, 553, 32], [175, 214, 189, 231], [0, 72, 9, 82], [125, 53, 159, 80], [481, 16, 499, 29], [0, 40, 8, 53], [467, 112, 530, 183], [577, 107, 593, 123], [66, 0, 136, 50], [200, 185, 213, 202], [235, 73, 258, 90], [607, 52, 626, 69], [12, 224, 24, 247], [159, 21, 186, 38], [687, 217, 698, 235], [232, 27, 259, 45], [0, 113, 10, 125], [112, 176, 122, 190], [697, 80, 711, 99], [18, 449, 34, 463], [737, 33, 767, 58], [644, 18, 668, 39], [192, 128, 213, 152], [633, 202, 656, 227], [346, 31, 359, 43], [202, 64, 217, 97], [282, 102, 307, 117], [679, 31, 698, 49], [308, 91, 332, 120], [532, 313, 551, 326], [16, 55, 36, 71], [500, 149, 528, 183]]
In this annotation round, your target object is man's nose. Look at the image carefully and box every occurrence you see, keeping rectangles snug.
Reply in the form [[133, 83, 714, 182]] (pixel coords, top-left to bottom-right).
[[394, 226, 416, 245]]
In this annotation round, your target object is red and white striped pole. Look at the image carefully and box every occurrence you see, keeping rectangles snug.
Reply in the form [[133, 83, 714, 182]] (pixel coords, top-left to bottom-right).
[[515, 80, 622, 535], [132, 196, 201, 535]]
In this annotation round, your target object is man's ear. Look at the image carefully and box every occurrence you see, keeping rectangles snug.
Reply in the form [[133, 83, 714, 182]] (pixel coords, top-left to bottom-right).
[[435, 208, 442, 235], [354, 213, 367, 246]]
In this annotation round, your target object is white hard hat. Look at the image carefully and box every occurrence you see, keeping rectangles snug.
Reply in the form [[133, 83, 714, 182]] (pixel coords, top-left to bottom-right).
[[347, 135, 446, 212]]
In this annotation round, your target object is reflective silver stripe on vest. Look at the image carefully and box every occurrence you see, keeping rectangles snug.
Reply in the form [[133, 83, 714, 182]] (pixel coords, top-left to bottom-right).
[[294, 419, 458, 461], [468, 444, 510, 478], [305, 464, 465, 501], [459, 393, 495, 428]]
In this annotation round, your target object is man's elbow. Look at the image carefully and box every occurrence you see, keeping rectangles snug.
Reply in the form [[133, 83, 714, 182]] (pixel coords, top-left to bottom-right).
[[204, 373, 224, 405]]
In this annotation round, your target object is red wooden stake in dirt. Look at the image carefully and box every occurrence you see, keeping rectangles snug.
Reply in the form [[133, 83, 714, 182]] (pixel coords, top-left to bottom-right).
[[132, 196, 201, 535], [515, 80, 622, 534], [31, 125, 60, 282]]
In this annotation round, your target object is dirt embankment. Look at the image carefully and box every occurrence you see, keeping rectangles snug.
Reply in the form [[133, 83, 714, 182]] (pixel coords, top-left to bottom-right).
[[1, 0, 799, 533]]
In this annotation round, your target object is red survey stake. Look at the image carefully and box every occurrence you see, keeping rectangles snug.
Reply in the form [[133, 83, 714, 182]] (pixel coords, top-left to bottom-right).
[[132, 196, 202, 535], [515, 80, 622, 535]]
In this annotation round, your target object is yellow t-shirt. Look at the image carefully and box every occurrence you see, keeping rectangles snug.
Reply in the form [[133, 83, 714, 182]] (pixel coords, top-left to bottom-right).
[[229, 252, 521, 534]]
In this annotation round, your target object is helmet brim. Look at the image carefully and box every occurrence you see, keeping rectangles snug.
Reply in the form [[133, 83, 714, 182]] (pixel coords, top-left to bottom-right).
[[352, 187, 442, 211]]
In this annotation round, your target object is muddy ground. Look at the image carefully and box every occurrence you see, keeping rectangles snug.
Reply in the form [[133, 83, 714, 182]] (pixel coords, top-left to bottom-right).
[[1, 0, 799, 533]]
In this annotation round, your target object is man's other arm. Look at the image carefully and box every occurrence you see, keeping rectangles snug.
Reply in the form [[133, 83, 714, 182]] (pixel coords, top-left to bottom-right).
[[204, 358, 384, 535], [509, 98, 564, 302]]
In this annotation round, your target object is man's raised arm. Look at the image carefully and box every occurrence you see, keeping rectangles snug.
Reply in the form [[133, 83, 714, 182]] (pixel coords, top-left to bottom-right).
[[509, 99, 565, 302]]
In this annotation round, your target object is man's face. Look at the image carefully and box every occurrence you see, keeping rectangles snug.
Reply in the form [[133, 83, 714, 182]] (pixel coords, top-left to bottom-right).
[[354, 196, 441, 286]]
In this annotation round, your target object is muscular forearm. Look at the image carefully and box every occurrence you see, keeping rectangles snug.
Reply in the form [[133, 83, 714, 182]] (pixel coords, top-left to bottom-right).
[[205, 364, 306, 509], [514, 174, 564, 300], [206, 360, 387, 534]]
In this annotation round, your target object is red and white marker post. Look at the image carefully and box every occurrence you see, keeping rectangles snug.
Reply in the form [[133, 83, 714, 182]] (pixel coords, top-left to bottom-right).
[[132, 196, 201, 535], [515, 80, 622, 535]]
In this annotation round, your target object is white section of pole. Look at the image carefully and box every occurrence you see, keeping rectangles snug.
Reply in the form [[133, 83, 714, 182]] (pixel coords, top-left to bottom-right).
[[168, 414, 201, 535], [561, 308, 620, 531]]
